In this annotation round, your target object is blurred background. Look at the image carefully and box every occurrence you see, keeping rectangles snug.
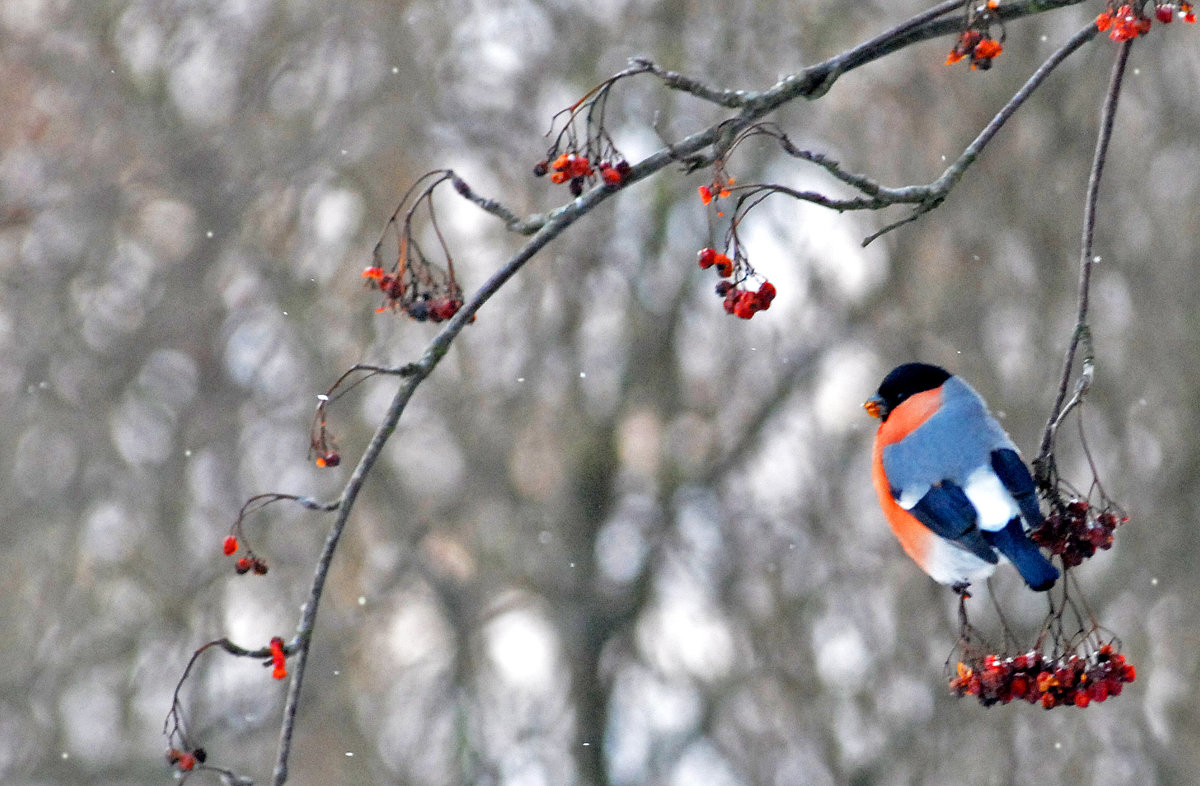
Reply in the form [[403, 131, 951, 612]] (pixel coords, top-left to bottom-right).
[[2, 0, 1198, 783]]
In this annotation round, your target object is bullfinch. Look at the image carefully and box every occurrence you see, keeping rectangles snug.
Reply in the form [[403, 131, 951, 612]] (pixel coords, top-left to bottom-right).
[[864, 362, 1059, 592]]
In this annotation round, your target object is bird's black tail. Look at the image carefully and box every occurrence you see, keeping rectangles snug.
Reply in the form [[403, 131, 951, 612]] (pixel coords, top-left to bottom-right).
[[984, 517, 1059, 591]]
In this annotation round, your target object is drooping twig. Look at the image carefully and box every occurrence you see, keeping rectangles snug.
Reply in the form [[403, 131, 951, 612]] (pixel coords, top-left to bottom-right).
[[1036, 38, 1133, 479], [270, 206, 585, 786]]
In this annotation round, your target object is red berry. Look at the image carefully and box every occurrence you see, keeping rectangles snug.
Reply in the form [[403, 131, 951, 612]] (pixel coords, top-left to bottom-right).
[[1157, 5, 1174, 23], [601, 166, 622, 186], [223, 535, 239, 556], [1073, 690, 1091, 708], [697, 248, 717, 269], [1041, 692, 1057, 709], [733, 292, 759, 319], [236, 556, 253, 574], [714, 254, 733, 278], [1009, 675, 1029, 699], [1122, 664, 1137, 682]]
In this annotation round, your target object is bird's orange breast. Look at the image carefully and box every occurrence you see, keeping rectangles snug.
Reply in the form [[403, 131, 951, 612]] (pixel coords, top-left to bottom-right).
[[871, 388, 943, 569]]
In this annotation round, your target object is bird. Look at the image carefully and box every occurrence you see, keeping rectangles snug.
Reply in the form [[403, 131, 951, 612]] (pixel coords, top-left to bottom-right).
[[864, 362, 1059, 592]]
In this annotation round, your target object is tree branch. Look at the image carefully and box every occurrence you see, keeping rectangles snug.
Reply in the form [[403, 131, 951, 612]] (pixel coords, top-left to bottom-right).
[[1036, 37, 1133, 479]]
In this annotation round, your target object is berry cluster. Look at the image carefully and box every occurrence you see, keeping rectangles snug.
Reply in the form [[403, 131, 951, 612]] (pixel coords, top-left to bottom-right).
[[537, 73, 631, 196], [696, 248, 777, 320], [717, 280, 776, 319], [534, 153, 629, 196], [268, 636, 288, 680], [1097, 2, 1194, 40], [698, 174, 735, 216], [950, 644, 1136, 708], [362, 266, 463, 322], [945, 1, 1004, 70], [222, 535, 269, 575], [1030, 498, 1126, 568], [946, 30, 1003, 69], [165, 746, 207, 773]]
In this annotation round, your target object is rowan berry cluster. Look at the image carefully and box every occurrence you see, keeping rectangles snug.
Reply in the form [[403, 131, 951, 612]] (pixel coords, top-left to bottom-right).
[[1097, 2, 1195, 40], [945, 1, 1004, 69], [946, 30, 1004, 68], [165, 746, 207, 773], [950, 643, 1136, 708], [534, 153, 629, 196], [698, 175, 735, 209], [1030, 498, 1126, 568], [362, 266, 463, 322], [696, 248, 777, 320], [222, 535, 268, 575]]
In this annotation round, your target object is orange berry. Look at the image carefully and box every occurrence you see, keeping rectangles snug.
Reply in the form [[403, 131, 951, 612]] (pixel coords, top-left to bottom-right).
[[974, 39, 1002, 59], [698, 185, 713, 204]]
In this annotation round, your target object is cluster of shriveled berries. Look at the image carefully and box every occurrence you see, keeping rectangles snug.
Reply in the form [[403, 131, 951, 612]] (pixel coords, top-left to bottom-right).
[[223, 536, 269, 575], [534, 153, 629, 196], [945, 29, 1004, 69], [717, 280, 777, 319], [361, 267, 463, 322], [698, 175, 735, 212], [697, 248, 776, 319], [165, 746, 207, 773], [1030, 499, 1126, 568], [945, 0, 1004, 69], [268, 636, 288, 680], [950, 644, 1136, 708], [1097, 2, 1194, 40]]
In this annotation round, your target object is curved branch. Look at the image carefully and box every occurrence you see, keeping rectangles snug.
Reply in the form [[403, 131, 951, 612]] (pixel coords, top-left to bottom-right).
[[270, 204, 586, 785], [1036, 37, 1133, 478]]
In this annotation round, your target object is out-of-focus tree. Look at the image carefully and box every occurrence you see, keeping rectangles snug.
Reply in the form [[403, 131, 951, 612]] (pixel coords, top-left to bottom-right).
[[2, 1, 1198, 784]]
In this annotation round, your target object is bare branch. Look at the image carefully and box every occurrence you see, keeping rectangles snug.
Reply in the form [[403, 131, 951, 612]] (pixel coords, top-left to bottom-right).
[[1037, 38, 1134, 478]]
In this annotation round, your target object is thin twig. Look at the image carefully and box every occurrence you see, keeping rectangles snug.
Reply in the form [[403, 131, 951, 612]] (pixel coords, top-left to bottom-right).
[[863, 20, 1099, 244], [1036, 39, 1133, 476], [270, 202, 584, 786]]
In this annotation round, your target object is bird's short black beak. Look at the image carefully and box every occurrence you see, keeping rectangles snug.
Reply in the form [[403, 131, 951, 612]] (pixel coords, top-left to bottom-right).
[[864, 394, 886, 421]]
